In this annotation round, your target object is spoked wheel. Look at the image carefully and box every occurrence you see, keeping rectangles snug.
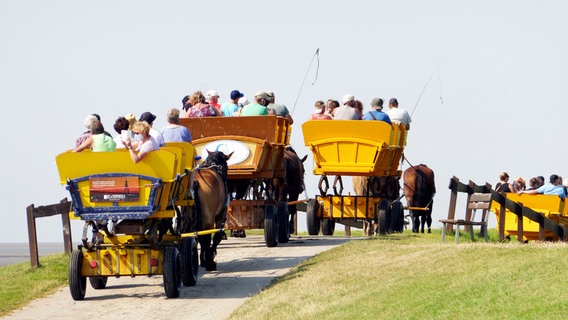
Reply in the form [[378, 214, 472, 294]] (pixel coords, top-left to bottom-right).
[[163, 246, 182, 298], [89, 276, 108, 290], [389, 201, 404, 233], [377, 199, 391, 235], [321, 218, 335, 236], [69, 250, 87, 301], [180, 237, 199, 286], [277, 201, 290, 243], [264, 204, 278, 247], [306, 199, 321, 236]]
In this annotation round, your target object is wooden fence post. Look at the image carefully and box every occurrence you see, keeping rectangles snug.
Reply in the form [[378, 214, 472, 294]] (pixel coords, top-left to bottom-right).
[[26, 204, 39, 268], [446, 176, 459, 233], [26, 198, 72, 268]]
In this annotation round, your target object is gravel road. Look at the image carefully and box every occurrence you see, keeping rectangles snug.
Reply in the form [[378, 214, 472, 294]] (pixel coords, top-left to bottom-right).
[[2, 235, 352, 320]]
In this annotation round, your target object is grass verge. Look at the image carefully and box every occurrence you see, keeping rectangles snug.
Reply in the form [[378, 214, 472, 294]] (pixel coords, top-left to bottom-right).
[[228, 229, 568, 320], [0, 253, 68, 317]]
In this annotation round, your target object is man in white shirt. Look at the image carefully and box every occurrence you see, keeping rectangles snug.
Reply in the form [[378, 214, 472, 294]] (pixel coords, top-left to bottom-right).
[[386, 98, 412, 130]]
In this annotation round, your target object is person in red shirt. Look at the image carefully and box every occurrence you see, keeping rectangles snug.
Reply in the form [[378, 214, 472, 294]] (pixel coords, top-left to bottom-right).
[[207, 90, 222, 112]]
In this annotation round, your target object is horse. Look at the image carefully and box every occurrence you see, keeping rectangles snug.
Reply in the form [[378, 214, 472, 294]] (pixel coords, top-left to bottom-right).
[[352, 175, 401, 235], [403, 164, 436, 233], [281, 146, 307, 233], [190, 150, 231, 271]]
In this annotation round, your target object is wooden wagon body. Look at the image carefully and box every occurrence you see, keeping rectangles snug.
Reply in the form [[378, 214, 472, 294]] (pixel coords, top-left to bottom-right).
[[180, 116, 292, 247]]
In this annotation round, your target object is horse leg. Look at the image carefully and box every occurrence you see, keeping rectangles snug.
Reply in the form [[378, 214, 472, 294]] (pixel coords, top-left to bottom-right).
[[426, 212, 432, 233], [198, 234, 211, 268], [411, 212, 419, 233], [420, 214, 426, 233]]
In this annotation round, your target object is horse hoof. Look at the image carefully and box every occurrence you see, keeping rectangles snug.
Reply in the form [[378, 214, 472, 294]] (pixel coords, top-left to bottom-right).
[[206, 262, 217, 271]]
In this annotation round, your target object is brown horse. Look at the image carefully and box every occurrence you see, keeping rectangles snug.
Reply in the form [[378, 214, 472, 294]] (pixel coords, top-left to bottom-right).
[[190, 150, 231, 271], [403, 164, 436, 233], [353, 175, 401, 235], [281, 146, 307, 233]]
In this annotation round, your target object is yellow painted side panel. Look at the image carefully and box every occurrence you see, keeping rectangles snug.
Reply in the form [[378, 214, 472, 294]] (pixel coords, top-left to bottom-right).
[[318, 196, 382, 219], [82, 248, 163, 276]]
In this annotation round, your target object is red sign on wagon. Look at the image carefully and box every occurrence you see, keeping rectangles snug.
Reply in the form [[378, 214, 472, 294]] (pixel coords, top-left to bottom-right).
[[89, 177, 140, 202]]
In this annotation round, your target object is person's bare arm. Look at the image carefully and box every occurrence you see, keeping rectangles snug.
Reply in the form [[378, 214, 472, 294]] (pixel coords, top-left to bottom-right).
[[73, 137, 93, 152]]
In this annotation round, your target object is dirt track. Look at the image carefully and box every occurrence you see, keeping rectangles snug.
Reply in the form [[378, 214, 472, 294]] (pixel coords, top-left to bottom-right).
[[2, 235, 352, 320]]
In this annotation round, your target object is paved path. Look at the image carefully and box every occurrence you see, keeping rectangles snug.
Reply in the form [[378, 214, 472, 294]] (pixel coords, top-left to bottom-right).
[[2, 235, 352, 320]]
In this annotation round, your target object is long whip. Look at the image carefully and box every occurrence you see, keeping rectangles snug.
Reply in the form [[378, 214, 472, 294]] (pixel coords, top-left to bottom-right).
[[291, 48, 320, 116]]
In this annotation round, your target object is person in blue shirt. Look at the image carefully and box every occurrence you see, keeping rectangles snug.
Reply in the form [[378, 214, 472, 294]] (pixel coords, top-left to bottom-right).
[[519, 174, 566, 199], [362, 98, 392, 124]]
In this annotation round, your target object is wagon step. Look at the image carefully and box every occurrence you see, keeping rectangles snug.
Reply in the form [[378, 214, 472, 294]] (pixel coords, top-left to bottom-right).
[[181, 228, 224, 238]]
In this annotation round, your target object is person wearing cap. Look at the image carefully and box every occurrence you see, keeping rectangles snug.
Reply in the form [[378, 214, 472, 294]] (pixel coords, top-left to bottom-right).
[[362, 98, 392, 124], [309, 100, 332, 120], [220, 90, 244, 117], [161, 108, 192, 142], [240, 91, 270, 116], [386, 98, 412, 130], [518, 174, 566, 199], [139, 111, 165, 147], [181, 95, 191, 116], [186, 90, 221, 117], [206, 90, 221, 112], [266, 92, 294, 124], [333, 94, 361, 120], [125, 113, 137, 130], [123, 121, 160, 164]]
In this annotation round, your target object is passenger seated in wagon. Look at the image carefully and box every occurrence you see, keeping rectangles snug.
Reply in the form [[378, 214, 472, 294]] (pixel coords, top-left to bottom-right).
[[240, 91, 270, 116], [518, 174, 566, 199], [123, 121, 159, 163], [362, 98, 392, 124], [74, 120, 116, 152]]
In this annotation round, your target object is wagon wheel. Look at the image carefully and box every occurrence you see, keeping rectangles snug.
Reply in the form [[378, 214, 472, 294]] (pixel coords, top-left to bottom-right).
[[306, 199, 321, 235], [321, 218, 335, 236], [69, 250, 87, 301], [264, 204, 278, 247], [89, 276, 108, 290], [163, 246, 182, 298], [389, 201, 404, 233], [180, 237, 199, 286], [277, 201, 290, 243], [377, 199, 391, 235]]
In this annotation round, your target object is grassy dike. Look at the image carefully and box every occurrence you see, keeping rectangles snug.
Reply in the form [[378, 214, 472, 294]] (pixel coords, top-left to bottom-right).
[[228, 230, 568, 320], [0, 253, 68, 316], [2, 230, 568, 319]]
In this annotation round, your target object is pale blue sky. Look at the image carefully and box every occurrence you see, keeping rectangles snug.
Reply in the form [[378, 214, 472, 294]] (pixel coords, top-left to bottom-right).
[[1, 1, 567, 242]]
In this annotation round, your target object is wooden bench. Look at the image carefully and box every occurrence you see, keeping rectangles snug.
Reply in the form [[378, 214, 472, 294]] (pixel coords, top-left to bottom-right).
[[440, 192, 491, 243]]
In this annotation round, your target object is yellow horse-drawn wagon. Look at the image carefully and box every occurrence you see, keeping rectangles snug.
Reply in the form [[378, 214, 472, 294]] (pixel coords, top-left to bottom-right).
[[491, 193, 568, 241], [302, 120, 407, 235], [56, 142, 203, 299], [179, 115, 291, 247]]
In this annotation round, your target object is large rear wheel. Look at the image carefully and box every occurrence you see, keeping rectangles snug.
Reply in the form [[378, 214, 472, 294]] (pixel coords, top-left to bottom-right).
[[264, 204, 278, 247], [277, 201, 290, 243], [306, 199, 321, 235], [163, 246, 182, 298], [377, 200, 391, 235], [69, 250, 87, 301], [180, 237, 199, 286], [389, 201, 404, 233]]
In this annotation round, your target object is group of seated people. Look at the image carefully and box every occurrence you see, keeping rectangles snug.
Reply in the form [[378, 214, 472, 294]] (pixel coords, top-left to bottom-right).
[[496, 172, 567, 199], [72, 88, 295, 162], [308, 95, 412, 130]]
